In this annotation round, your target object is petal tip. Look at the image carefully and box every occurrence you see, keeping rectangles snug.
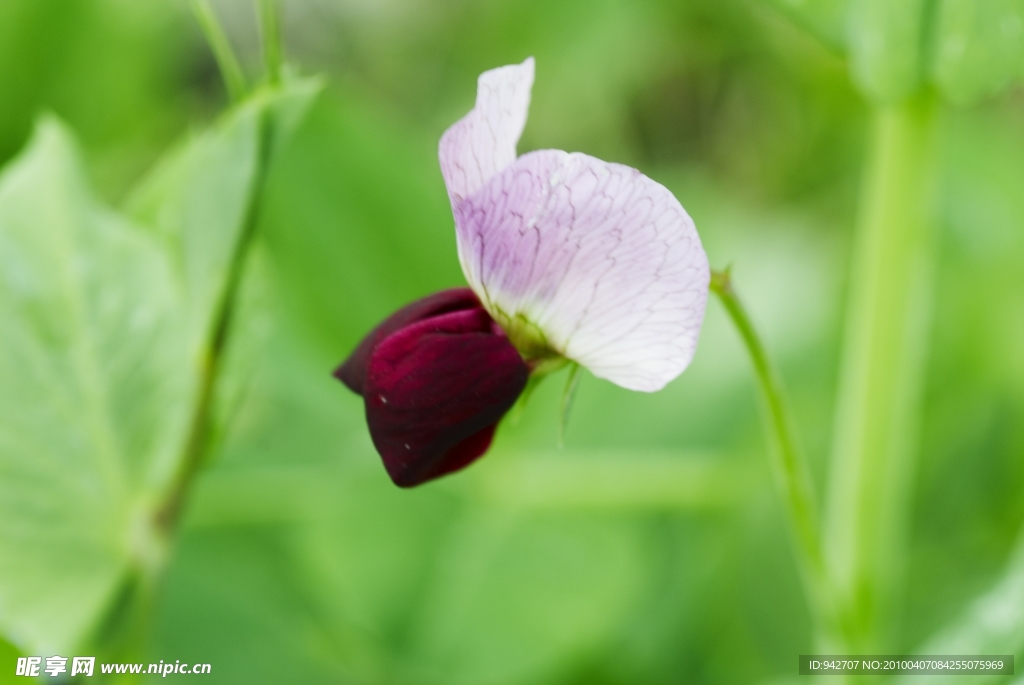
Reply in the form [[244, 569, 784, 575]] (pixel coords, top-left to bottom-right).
[[333, 360, 362, 395], [439, 57, 536, 205], [387, 424, 498, 488]]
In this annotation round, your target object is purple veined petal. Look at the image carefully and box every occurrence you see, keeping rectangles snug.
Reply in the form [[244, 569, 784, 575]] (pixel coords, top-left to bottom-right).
[[334, 288, 480, 395], [454, 149, 710, 392], [363, 307, 529, 487], [439, 57, 534, 207]]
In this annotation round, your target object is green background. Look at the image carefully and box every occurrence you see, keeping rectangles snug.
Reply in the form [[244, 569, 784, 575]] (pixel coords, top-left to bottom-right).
[[1, 0, 1023, 682]]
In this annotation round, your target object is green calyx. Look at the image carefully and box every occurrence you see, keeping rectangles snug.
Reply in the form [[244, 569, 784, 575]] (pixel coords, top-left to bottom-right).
[[488, 303, 569, 378]]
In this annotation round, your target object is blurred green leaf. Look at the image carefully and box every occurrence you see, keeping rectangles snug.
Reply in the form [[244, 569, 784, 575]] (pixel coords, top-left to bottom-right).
[[896, 529, 1024, 685], [265, 76, 326, 160], [931, 0, 1024, 105], [0, 0, 193, 196], [0, 78, 322, 655], [847, 0, 931, 102], [0, 635, 22, 685], [760, 0, 850, 51], [0, 118, 191, 654]]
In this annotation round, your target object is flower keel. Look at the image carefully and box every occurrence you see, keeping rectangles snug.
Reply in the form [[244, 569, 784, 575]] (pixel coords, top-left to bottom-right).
[[337, 292, 528, 487], [334, 288, 481, 394]]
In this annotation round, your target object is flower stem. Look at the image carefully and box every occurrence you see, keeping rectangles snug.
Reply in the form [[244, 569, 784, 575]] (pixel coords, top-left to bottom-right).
[[824, 95, 937, 651], [190, 0, 248, 103], [257, 0, 283, 86], [710, 269, 840, 644]]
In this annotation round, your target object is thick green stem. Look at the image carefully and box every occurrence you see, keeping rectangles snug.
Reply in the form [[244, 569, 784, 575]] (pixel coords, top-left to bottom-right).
[[191, 0, 248, 103], [825, 95, 937, 651], [711, 270, 839, 645]]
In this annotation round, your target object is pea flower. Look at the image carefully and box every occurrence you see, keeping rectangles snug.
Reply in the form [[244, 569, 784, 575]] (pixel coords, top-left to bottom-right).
[[336, 58, 709, 487]]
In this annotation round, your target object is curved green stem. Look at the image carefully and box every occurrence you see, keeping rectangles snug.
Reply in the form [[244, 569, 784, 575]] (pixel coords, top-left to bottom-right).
[[711, 269, 840, 645], [190, 0, 247, 103]]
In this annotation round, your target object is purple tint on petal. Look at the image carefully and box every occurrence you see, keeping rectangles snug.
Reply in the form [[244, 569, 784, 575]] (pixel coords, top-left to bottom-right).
[[363, 308, 528, 487], [453, 149, 709, 392], [334, 288, 480, 395]]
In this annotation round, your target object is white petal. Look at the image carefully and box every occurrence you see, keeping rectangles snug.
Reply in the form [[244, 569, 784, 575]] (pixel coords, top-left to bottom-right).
[[439, 58, 534, 205], [454, 150, 709, 392]]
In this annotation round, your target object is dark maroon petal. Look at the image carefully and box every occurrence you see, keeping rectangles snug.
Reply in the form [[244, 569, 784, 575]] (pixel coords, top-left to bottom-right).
[[334, 288, 480, 395], [363, 308, 528, 487]]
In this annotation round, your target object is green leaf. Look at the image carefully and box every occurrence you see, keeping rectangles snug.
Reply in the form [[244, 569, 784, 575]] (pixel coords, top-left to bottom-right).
[[0, 118, 191, 654], [931, 0, 1024, 105], [0, 634, 23, 685], [265, 76, 325, 161], [0, 80, 323, 655], [847, 0, 931, 103], [761, 0, 851, 52]]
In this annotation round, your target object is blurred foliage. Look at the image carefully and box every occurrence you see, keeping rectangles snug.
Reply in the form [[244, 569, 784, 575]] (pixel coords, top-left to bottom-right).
[[0, 0, 1023, 684], [0, 0, 203, 199], [0, 118, 192, 657], [846, 0, 931, 102], [932, 0, 1024, 104]]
